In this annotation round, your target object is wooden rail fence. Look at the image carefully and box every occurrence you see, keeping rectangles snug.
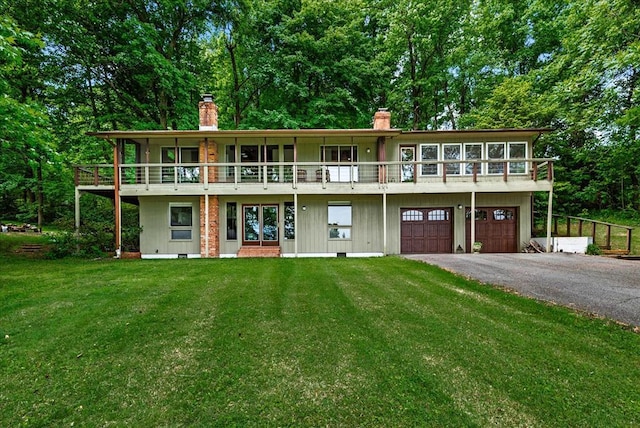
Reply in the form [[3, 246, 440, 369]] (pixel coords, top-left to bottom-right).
[[552, 215, 633, 255]]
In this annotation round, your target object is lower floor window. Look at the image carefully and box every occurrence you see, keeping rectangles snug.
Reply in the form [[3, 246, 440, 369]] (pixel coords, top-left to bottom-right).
[[284, 202, 295, 239], [227, 202, 237, 240], [170, 204, 193, 240], [328, 202, 352, 239]]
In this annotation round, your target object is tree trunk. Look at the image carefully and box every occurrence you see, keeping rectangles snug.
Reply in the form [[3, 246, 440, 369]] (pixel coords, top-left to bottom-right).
[[37, 160, 43, 231], [407, 32, 421, 130], [227, 38, 242, 127]]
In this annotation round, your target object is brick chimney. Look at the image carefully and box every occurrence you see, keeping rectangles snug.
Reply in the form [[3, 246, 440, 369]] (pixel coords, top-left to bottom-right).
[[373, 108, 391, 130], [199, 94, 218, 130]]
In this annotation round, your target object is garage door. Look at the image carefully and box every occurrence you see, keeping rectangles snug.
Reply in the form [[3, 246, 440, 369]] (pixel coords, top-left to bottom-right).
[[465, 207, 518, 253], [401, 208, 453, 254]]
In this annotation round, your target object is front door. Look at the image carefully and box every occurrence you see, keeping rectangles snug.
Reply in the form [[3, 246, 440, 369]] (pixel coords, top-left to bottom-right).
[[243, 204, 279, 246]]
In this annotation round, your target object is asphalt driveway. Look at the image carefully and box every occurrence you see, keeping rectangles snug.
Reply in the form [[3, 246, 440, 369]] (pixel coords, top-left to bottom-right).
[[403, 253, 640, 328]]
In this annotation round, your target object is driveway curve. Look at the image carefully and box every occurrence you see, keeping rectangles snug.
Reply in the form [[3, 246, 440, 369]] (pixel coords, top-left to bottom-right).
[[404, 253, 640, 328]]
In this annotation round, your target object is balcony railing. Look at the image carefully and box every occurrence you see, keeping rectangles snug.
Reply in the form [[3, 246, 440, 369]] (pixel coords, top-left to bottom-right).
[[75, 159, 554, 188]]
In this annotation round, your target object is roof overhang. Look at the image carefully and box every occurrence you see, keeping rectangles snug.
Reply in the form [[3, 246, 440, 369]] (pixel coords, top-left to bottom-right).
[[87, 127, 554, 144], [87, 128, 404, 140], [397, 128, 554, 140]]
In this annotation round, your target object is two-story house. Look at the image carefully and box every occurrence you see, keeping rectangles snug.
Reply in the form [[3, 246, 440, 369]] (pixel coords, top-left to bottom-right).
[[74, 95, 554, 258]]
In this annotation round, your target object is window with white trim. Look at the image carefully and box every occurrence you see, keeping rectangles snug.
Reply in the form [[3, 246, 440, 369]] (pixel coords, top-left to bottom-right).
[[328, 202, 352, 239], [420, 144, 439, 176], [169, 204, 193, 240], [508, 142, 527, 174], [464, 143, 483, 175], [443, 144, 462, 175], [487, 143, 505, 174]]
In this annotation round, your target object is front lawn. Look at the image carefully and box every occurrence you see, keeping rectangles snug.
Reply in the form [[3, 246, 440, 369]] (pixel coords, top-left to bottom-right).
[[1, 257, 638, 426]]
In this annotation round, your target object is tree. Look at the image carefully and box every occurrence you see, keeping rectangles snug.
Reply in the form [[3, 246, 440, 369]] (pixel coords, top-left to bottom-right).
[[0, 14, 58, 227]]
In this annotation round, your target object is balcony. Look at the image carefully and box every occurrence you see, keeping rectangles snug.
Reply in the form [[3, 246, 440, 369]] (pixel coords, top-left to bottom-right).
[[75, 159, 554, 196]]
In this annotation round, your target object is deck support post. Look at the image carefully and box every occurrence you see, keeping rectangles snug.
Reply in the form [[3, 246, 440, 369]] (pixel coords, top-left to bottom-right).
[[546, 187, 553, 253], [114, 142, 122, 257], [383, 192, 387, 256], [470, 191, 476, 250], [294, 192, 299, 257], [74, 188, 81, 231]]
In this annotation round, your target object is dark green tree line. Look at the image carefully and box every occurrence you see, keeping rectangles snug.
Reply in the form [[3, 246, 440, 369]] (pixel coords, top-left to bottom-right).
[[1, 0, 638, 224]]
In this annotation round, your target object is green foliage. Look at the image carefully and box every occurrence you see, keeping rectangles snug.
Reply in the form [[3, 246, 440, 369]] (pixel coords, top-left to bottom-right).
[[1, 0, 639, 225], [586, 243, 601, 256], [46, 222, 114, 259]]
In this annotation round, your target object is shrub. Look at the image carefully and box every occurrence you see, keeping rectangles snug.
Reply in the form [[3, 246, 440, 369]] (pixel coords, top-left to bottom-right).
[[586, 243, 601, 255], [46, 222, 114, 258]]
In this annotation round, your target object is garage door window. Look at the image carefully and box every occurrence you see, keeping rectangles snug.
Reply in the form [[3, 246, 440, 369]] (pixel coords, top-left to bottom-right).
[[466, 209, 488, 221], [428, 209, 449, 221], [493, 209, 514, 220], [402, 210, 424, 221]]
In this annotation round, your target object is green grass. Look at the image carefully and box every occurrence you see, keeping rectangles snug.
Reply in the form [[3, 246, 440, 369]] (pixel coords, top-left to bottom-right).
[[0, 232, 50, 258], [2, 256, 639, 426]]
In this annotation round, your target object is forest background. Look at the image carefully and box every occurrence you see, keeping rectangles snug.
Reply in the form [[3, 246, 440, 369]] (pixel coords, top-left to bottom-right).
[[1, 0, 639, 234]]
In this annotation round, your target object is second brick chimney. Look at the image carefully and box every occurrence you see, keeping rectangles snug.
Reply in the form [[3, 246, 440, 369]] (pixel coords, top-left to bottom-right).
[[373, 108, 391, 130], [199, 94, 218, 130]]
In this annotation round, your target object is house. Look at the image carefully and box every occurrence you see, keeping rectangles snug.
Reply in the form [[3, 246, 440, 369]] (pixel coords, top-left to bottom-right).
[[74, 95, 555, 258]]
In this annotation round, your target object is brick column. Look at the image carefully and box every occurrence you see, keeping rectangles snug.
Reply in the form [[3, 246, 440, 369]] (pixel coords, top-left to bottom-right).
[[200, 139, 219, 257], [199, 140, 218, 184], [200, 195, 220, 258]]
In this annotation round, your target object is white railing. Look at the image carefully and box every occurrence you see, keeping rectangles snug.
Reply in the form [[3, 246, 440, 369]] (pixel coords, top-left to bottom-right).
[[75, 159, 554, 188]]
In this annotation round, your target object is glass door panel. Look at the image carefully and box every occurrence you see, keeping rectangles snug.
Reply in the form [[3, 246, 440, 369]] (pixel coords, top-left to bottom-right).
[[243, 205, 260, 243], [262, 206, 279, 244], [243, 204, 279, 245]]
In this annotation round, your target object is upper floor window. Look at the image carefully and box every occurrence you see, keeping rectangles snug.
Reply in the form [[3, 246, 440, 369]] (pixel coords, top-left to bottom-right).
[[321, 146, 358, 163], [464, 143, 483, 175], [487, 143, 505, 174], [508, 142, 527, 174], [420, 144, 438, 176], [443, 144, 462, 175], [162, 147, 199, 183]]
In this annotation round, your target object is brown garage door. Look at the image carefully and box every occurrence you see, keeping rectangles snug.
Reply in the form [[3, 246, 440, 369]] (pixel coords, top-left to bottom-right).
[[401, 208, 453, 254], [465, 207, 518, 253]]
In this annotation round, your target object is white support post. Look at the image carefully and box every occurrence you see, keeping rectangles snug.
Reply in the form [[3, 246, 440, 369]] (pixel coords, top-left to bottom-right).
[[294, 192, 299, 257], [383, 192, 387, 256], [546, 188, 553, 253], [75, 188, 81, 231], [470, 191, 476, 250], [115, 194, 122, 258]]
